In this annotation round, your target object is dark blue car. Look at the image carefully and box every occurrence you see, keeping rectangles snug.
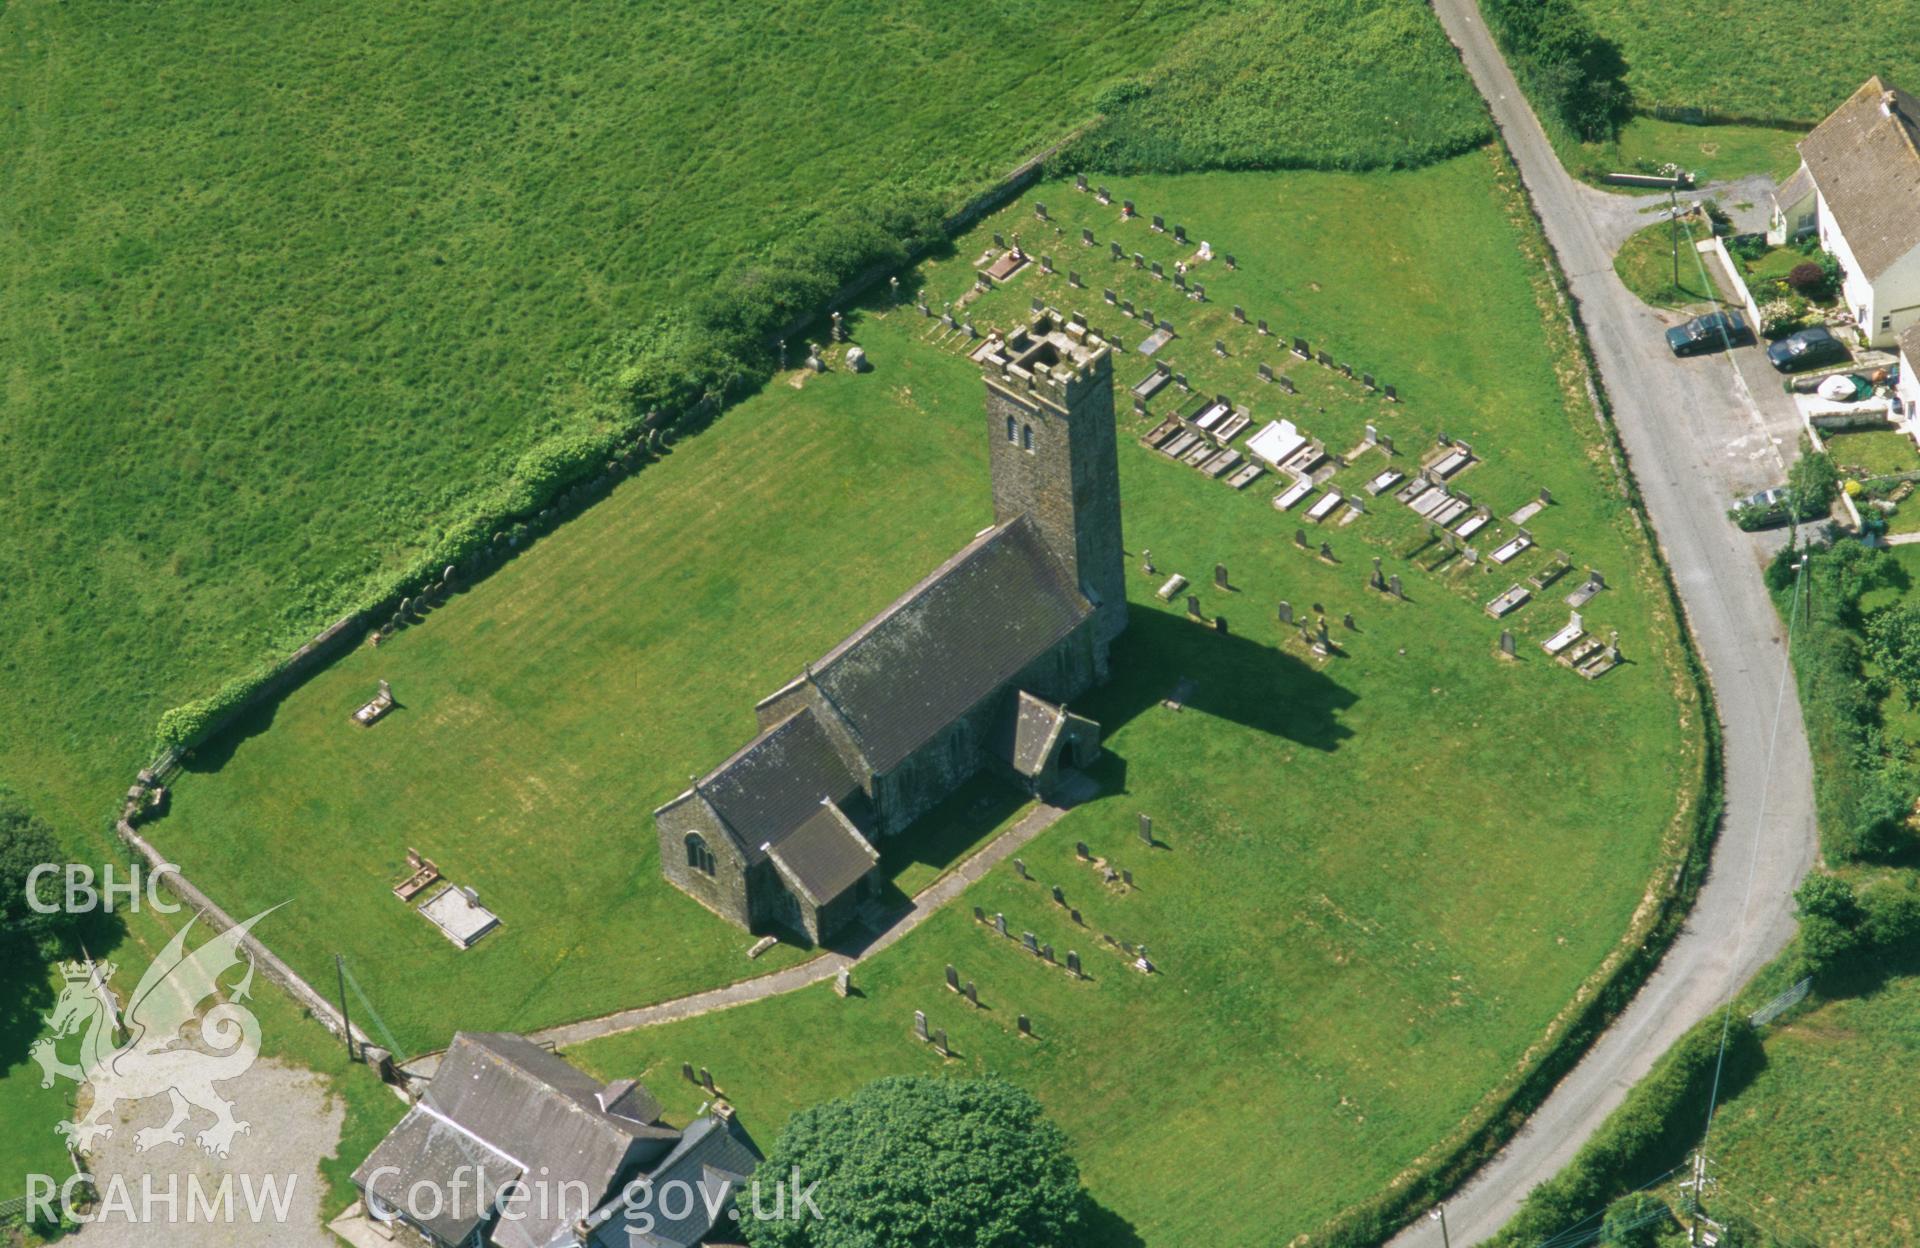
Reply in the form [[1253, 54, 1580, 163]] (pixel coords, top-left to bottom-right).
[[1766, 325, 1850, 372], [1665, 310, 1752, 357]]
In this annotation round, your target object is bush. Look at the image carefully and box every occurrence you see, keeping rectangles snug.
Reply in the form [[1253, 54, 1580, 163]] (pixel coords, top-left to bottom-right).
[[1482, 0, 1631, 142], [1788, 449, 1838, 520], [1600, 1192, 1673, 1247], [1859, 874, 1920, 954], [0, 788, 80, 954], [1787, 261, 1828, 295], [1795, 873, 1867, 978]]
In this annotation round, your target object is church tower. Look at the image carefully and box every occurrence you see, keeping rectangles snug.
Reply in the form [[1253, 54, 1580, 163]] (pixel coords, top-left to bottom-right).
[[980, 309, 1127, 643]]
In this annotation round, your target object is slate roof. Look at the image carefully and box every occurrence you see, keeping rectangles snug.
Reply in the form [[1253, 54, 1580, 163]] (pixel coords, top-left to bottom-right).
[[355, 1104, 520, 1247], [994, 690, 1067, 778], [1773, 162, 1814, 211], [696, 708, 867, 866], [807, 515, 1092, 773], [1900, 320, 1920, 365], [766, 801, 879, 906], [1799, 77, 1920, 279], [585, 1116, 762, 1248], [354, 1033, 676, 1248]]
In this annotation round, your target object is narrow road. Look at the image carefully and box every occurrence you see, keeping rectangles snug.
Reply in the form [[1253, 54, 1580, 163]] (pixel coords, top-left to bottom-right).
[[1390, 4, 1821, 1244]]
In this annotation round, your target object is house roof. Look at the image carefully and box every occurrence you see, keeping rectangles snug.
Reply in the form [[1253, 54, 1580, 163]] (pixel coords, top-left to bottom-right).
[[354, 1033, 677, 1248], [689, 707, 867, 866], [1900, 321, 1920, 366], [1773, 163, 1814, 211], [586, 1116, 762, 1248], [806, 515, 1092, 773], [355, 1104, 521, 1247], [1798, 76, 1920, 279], [994, 691, 1067, 778], [766, 801, 879, 906]]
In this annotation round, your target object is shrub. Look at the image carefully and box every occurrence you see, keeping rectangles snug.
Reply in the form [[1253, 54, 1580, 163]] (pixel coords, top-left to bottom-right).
[[1859, 875, 1920, 954], [1866, 602, 1920, 705], [1787, 261, 1828, 295], [1759, 297, 1807, 339], [1795, 873, 1867, 978], [1788, 449, 1838, 520], [1600, 1192, 1673, 1248], [1482, 0, 1630, 142], [0, 788, 81, 954]]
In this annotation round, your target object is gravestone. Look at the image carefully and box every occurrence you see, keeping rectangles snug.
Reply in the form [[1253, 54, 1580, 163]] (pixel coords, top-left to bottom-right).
[[1371, 558, 1386, 591], [1151, 214, 1166, 232], [1185, 594, 1202, 618], [1121, 868, 1134, 886], [1160, 318, 1175, 334], [1293, 337, 1310, 358], [1133, 252, 1146, 269], [1232, 305, 1246, 323], [1366, 423, 1378, 445], [1344, 612, 1356, 630], [1133, 394, 1147, 413], [1214, 615, 1228, 635], [1032, 296, 1045, 313], [1122, 199, 1136, 217], [1363, 373, 1376, 391], [945, 964, 960, 992], [701, 1068, 715, 1092], [1192, 283, 1206, 301], [1076, 841, 1092, 860], [1500, 630, 1517, 658], [1067, 950, 1083, 977], [1041, 944, 1054, 963], [1069, 907, 1081, 924], [1022, 931, 1039, 954], [1320, 541, 1335, 562], [1225, 253, 1237, 269], [964, 981, 977, 1006], [835, 968, 851, 997], [1150, 261, 1164, 279], [1111, 241, 1124, 260], [1173, 371, 1188, 389], [1069, 270, 1082, 288], [1390, 574, 1404, 598], [1539, 487, 1553, 505], [933, 1028, 949, 1057], [1214, 563, 1229, 590], [1075, 173, 1089, 192], [1018, 1015, 1032, 1037], [1294, 529, 1309, 550], [1034, 201, 1049, 220], [1104, 288, 1116, 304], [994, 913, 1008, 937], [1122, 299, 1135, 316], [1258, 362, 1274, 382], [1082, 227, 1095, 246], [890, 275, 901, 303], [1378, 432, 1393, 454], [1139, 813, 1153, 844], [1014, 858, 1029, 880], [1278, 600, 1293, 624], [1317, 350, 1333, 367], [993, 232, 1005, 248], [830, 311, 845, 342], [1173, 272, 1187, 291], [1257, 318, 1270, 335], [973, 905, 986, 923], [1051, 884, 1065, 906], [1097, 186, 1111, 204], [1173, 224, 1187, 243], [1041, 254, 1054, 274], [962, 322, 978, 340], [1385, 384, 1399, 402], [1278, 375, 1297, 395], [1339, 362, 1353, 378], [682, 1061, 696, 1084]]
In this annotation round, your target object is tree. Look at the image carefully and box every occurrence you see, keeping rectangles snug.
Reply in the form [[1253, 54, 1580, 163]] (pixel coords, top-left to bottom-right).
[[1788, 448, 1838, 521], [1600, 1192, 1673, 1248], [1795, 873, 1866, 977], [744, 1076, 1085, 1248], [0, 788, 76, 954]]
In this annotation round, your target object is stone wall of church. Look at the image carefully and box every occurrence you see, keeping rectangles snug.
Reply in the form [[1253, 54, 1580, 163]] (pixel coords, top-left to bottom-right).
[[655, 797, 755, 930]]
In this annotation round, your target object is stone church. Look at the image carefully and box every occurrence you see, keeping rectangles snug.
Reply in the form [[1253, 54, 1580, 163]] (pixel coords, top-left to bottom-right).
[[654, 308, 1127, 942]]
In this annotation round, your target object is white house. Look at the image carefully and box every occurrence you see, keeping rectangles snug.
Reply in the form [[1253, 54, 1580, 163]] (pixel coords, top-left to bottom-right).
[[1769, 77, 1920, 349], [1899, 322, 1920, 418]]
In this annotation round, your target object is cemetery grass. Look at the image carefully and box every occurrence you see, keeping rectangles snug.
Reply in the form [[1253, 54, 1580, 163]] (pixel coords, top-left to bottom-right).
[[1569, 0, 1920, 125], [560, 151, 1706, 1243], [1613, 220, 1726, 311]]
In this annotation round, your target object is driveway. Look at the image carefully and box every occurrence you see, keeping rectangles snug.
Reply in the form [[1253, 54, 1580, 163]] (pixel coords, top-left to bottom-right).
[[1388, 3, 1821, 1245]]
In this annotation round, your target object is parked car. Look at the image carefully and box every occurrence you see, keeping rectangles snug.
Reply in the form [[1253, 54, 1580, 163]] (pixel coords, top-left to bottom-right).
[[1728, 486, 1793, 531], [1766, 326, 1849, 372], [1666, 310, 1753, 356]]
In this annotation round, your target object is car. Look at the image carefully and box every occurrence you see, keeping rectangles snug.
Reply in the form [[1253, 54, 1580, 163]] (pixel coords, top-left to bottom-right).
[[1766, 325, 1850, 372], [1735, 486, 1790, 512], [1665, 310, 1752, 356]]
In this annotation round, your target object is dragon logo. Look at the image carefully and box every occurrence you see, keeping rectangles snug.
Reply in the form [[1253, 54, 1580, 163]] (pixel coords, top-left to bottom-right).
[[29, 906, 280, 1158]]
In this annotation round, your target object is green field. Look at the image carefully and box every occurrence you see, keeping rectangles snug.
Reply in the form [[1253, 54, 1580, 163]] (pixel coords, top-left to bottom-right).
[[226, 150, 1716, 1244], [1570, 0, 1920, 123], [1571, 115, 1806, 186]]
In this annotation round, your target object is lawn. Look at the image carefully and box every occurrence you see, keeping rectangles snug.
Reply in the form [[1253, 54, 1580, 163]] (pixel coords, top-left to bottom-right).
[[1614, 217, 1727, 310], [1571, 115, 1806, 187], [540, 153, 1704, 1244], [1569, 0, 1920, 124], [1825, 429, 1920, 480]]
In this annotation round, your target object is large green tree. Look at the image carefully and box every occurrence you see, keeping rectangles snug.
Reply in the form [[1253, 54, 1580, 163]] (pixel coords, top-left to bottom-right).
[[744, 1076, 1084, 1248], [0, 787, 76, 954]]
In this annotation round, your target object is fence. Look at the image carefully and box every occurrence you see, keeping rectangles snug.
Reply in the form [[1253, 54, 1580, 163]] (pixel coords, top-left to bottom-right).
[[1747, 976, 1812, 1028]]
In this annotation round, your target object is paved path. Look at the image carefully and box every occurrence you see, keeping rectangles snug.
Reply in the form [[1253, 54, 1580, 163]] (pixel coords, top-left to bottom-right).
[[529, 774, 1096, 1051], [1389, 5, 1822, 1245]]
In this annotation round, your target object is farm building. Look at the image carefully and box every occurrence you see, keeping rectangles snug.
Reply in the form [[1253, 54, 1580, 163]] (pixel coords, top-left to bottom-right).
[[654, 309, 1125, 942], [1771, 76, 1920, 348]]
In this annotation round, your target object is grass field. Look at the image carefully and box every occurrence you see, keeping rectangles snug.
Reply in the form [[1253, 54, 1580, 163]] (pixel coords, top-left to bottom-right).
[[1570, 0, 1920, 124], [1825, 429, 1920, 479], [436, 151, 1704, 1243], [1614, 219, 1726, 309]]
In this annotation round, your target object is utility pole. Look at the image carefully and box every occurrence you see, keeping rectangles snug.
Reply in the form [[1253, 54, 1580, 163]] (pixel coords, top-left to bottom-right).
[[1429, 1205, 1451, 1248], [1670, 187, 1681, 294], [1678, 1150, 1717, 1245], [334, 953, 356, 1062]]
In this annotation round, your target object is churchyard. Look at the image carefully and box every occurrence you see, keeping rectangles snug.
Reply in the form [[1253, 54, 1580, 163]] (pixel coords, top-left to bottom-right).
[[135, 148, 1707, 1241]]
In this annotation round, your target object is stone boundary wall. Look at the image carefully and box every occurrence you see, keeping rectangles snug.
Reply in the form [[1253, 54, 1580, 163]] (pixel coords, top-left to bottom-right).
[[114, 814, 373, 1055]]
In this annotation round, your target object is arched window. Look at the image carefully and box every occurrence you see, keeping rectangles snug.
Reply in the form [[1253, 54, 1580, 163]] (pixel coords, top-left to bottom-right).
[[1005, 414, 1017, 443], [1022, 423, 1034, 451], [685, 833, 716, 876]]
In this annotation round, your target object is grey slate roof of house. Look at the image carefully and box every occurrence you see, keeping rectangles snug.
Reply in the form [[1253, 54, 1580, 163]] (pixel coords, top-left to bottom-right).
[[585, 1116, 762, 1248], [766, 801, 880, 905], [354, 1033, 676, 1248], [808, 515, 1092, 773], [994, 690, 1067, 778], [1773, 163, 1814, 211], [1901, 320, 1920, 366], [356, 1104, 520, 1247], [1799, 77, 1920, 279], [697, 707, 867, 866]]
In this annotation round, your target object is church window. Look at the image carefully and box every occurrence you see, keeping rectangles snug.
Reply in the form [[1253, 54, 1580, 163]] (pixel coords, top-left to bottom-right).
[[1022, 423, 1034, 451], [685, 833, 716, 875], [1006, 415, 1017, 443]]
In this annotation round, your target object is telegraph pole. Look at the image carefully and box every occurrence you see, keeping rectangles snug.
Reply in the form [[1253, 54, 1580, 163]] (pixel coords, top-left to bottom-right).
[[1429, 1205, 1451, 1248], [1678, 1151, 1717, 1244], [1670, 187, 1682, 293]]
